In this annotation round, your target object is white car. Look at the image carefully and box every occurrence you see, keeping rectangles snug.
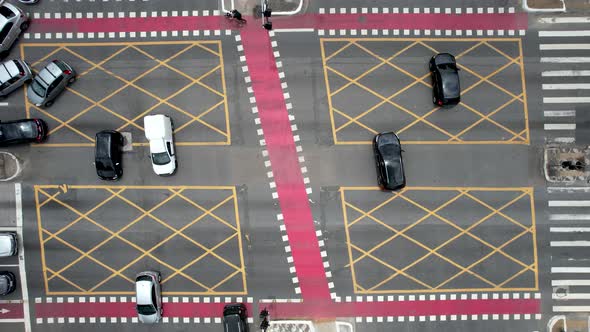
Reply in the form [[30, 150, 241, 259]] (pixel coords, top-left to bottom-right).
[[0, 232, 17, 257], [135, 271, 162, 324], [144, 114, 176, 176]]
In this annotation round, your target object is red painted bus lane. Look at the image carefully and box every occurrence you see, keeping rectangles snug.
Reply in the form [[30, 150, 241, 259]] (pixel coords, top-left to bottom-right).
[[28, 13, 528, 34], [0, 303, 24, 320]]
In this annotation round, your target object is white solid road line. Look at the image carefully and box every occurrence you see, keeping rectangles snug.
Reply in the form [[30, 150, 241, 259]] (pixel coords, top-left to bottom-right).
[[541, 57, 590, 63], [544, 97, 590, 103], [15, 184, 31, 332], [0, 102, 7, 106], [273, 28, 315, 32], [551, 241, 590, 247], [553, 306, 590, 312], [551, 227, 590, 232], [550, 214, 590, 220], [553, 280, 590, 286], [550, 200, 590, 207], [540, 30, 590, 37], [543, 70, 590, 77], [540, 43, 590, 50], [539, 17, 590, 24], [0, 264, 19, 267], [543, 83, 590, 90], [552, 267, 590, 273], [552, 137, 576, 143], [544, 110, 576, 117], [553, 293, 590, 300], [544, 124, 576, 130], [549, 187, 590, 193]]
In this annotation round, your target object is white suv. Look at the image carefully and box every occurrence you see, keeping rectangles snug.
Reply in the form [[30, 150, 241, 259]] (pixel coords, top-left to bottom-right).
[[144, 114, 176, 176]]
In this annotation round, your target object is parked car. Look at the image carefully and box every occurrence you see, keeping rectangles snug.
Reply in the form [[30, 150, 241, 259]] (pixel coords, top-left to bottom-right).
[[0, 2, 28, 58], [95, 130, 124, 181], [135, 271, 162, 324], [373, 132, 406, 191], [429, 53, 460, 106], [144, 114, 176, 176], [0, 118, 47, 146], [27, 59, 76, 107], [0, 232, 17, 257], [0, 271, 16, 296], [223, 303, 248, 332], [0, 59, 32, 97]]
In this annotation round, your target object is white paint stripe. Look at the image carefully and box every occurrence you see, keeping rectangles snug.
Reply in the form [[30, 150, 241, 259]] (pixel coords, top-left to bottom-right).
[[553, 306, 590, 312], [543, 83, 590, 90], [540, 30, 590, 37], [539, 17, 590, 24], [544, 97, 590, 103], [541, 57, 590, 63], [550, 227, 590, 232], [0, 102, 8, 106], [15, 184, 30, 332], [540, 43, 590, 50], [544, 110, 575, 117], [0, 264, 19, 267], [549, 187, 590, 193], [273, 28, 315, 32], [552, 267, 590, 273], [550, 200, 590, 207], [0, 319, 25, 323], [0, 226, 16, 231], [552, 137, 576, 143], [553, 293, 590, 300], [551, 241, 590, 247], [550, 214, 590, 220], [552, 280, 590, 286], [544, 124, 576, 130], [543, 70, 590, 77]]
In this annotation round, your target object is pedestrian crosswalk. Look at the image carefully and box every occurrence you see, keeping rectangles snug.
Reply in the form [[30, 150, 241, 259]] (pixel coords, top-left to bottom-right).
[[548, 191, 590, 313], [539, 19, 590, 144]]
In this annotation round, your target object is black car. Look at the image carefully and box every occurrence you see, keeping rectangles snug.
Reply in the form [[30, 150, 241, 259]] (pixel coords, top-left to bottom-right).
[[95, 130, 124, 181], [373, 132, 406, 191], [223, 303, 248, 332], [0, 271, 16, 296], [0, 118, 47, 146], [429, 53, 460, 106]]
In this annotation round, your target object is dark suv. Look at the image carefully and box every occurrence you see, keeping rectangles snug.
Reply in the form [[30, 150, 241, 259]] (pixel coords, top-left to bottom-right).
[[94, 130, 124, 181], [223, 303, 248, 332]]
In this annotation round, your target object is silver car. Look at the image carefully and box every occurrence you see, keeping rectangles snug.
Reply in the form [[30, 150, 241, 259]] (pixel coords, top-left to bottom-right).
[[0, 3, 29, 58], [27, 59, 76, 107], [0, 59, 32, 97], [135, 271, 162, 324], [0, 232, 17, 257]]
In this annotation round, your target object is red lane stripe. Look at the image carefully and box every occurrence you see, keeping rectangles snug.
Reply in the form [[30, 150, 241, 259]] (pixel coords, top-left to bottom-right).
[[35, 302, 253, 318], [241, 28, 331, 301], [270, 299, 541, 319], [28, 13, 527, 34], [0, 303, 24, 319]]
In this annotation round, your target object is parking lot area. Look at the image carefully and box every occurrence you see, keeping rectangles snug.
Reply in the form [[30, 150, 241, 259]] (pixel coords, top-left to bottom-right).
[[339, 186, 538, 294], [34, 185, 247, 295], [21, 41, 231, 147], [320, 38, 529, 145]]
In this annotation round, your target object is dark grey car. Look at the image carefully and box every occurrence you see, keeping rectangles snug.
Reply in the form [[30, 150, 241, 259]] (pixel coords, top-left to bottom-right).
[[223, 303, 248, 332], [373, 132, 406, 191], [27, 59, 76, 107], [0, 271, 16, 296], [429, 53, 460, 106]]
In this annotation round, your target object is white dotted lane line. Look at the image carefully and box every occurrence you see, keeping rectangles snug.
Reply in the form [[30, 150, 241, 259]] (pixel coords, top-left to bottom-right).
[[24, 29, 232, 40], [29, 10, 219, 20], [34, 296, 253, 324], [317, 29, 524, 36], [319, 7, 516, 14]]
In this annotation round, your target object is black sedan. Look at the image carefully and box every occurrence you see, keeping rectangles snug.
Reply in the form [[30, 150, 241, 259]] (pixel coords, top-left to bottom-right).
[[0, 118, 47, 146], [95, 130, 124, 181], [429, 53, 460, 106], [373, 132, 406, 191], [0, 271, 16, 296]]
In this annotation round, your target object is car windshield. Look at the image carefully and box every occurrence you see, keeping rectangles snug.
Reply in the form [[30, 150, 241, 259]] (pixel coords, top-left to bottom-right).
[[137, 304, 156, 315], [30, 79, 47, 97], [385, 158, 404, 185], [151, 152, 170, 165], [0, 6, 15, 19], [96, 160, 115, 176]]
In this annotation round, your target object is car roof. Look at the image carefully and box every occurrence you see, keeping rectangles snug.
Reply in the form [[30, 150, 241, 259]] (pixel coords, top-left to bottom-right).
[[441, 71, 460, 99], [144, 115, 171, 140], [0, 120, 36, 140], [135, 280, 153, 305], [0, 60, 19, 83], [95, 131, 118, 159], [37, 62, 62, 86]]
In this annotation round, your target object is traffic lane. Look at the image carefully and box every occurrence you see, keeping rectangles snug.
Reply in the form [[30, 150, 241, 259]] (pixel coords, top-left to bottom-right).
[[23, 0, 220, 15], [308, 145, 537, 188], [354, 319, 541, 332], [0, 323, 24, 332]]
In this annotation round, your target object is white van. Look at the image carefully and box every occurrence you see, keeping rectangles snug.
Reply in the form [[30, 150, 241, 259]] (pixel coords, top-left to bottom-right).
[[143, 114, 176, 176]]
